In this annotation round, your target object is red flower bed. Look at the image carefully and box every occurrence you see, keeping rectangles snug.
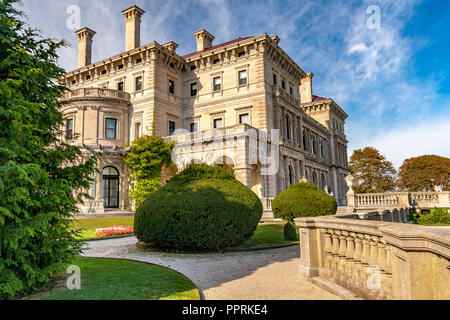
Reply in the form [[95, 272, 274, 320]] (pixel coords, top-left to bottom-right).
[[94, 225, 134, 237]]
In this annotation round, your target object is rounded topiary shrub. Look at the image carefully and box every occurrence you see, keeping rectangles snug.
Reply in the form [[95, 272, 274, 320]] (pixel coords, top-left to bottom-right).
[[272, 181, 337, 221], [283, 221, 298, 241], [134, 164, 263, 251]]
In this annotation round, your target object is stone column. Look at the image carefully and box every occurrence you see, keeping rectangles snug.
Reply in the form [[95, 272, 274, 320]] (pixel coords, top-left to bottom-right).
[[295, 218, 320, 278]]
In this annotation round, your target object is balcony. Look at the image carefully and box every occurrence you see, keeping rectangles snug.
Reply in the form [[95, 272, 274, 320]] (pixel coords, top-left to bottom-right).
[[62, 88, 131, 104]]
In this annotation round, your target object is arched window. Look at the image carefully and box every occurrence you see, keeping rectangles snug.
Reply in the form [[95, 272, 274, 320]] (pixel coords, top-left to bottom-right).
[[303, 131, 307, 150], [103, 166, 119, 208], [312, 171, 317, 185], [286, 115, 291, 140]]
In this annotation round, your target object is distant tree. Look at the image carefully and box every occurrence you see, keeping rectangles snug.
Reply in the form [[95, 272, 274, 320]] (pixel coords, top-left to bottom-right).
[[124, 135, 174, 207], [349, 147, 397, 193], [396, 155, 450, 191], [0, 0, 96, 299]]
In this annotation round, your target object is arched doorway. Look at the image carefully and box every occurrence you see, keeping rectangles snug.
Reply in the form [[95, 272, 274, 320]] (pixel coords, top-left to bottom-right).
[[288, 166, 294, 185], [103, 166, 119, 208]]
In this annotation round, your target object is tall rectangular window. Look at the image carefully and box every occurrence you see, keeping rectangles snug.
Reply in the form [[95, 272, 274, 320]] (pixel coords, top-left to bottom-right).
[[190, 122, 198, 133], [105, 118, 117, 139], [239, 70, 247, 85], [281, 80, 286, 89], [168, 121, 176, 136], [239, 113, 249, 124], [135, 122, 141, 139], [117, 82, 124, 91], [135, 76, 142, 91], [290, 86, 293, 95], [273, 74, 277, 85], [66, 118, 73, 139], [169, 80, 175, 94], [190, 82, 197, 97], [213, 118, 223, 129], [213, 77, 221, 91]]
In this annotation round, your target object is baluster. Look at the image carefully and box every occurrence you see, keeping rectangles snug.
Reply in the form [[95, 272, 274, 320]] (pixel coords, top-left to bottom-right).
[[345, 233, 356, 278], [331, 230, 340, 272], [321, 229, 332, 269], [337, 231, 348, 275], [353, 234, 364, 285]]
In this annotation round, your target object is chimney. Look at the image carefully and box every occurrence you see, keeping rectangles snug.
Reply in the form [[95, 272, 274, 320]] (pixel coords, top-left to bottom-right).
[[300, 72, 314, 104], [193, 29, 215, 52], [75, 27, 96, 68], [163, 41, 179, 53], [122, 5, 145, 51]]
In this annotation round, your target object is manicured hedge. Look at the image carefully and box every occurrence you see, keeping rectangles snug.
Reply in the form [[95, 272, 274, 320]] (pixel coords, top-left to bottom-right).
[[272, 181, 337, 221], [134, 164, 263, 251]]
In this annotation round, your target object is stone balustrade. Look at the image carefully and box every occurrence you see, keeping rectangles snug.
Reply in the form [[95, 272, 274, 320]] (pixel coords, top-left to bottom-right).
[[63, 88, 131, 102], [350, 191, 449, 209], [295, 213, 450, 299]]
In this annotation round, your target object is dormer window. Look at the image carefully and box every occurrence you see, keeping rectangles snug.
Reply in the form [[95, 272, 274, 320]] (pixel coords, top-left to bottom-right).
[[213, 58, 220, 65], [101, 70, 107, 75], [71, 80, 76, 85], [169, 63, 175, 68], [118, 64, 124, 70], [237, 51, 245, 57], [86, 75, 91, 80], [190, 65, 196, 71], [136, 58, 142, 64]]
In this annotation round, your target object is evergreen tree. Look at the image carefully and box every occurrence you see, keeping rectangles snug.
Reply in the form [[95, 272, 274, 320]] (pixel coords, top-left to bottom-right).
[[349, 147, 397, 193], [0, 0, 96, 299]]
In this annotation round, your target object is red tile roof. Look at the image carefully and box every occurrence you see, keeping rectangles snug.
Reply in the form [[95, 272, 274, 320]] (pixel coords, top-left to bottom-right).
[[312, 95, 329, 102], [182, 36, 254, 59]]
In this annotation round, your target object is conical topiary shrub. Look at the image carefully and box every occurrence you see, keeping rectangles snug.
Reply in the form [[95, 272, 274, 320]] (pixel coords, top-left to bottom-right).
[[272, 180, 337, 221], [134, 164, 263, 251]]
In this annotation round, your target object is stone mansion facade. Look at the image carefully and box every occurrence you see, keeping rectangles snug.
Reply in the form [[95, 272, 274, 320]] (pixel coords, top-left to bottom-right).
[[60, 5, 350, 218]]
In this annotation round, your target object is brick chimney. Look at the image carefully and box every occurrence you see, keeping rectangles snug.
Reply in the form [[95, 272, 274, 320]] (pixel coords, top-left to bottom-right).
[[122, 5, 145, 51], [193, 29, 215, 52], [300, 72, 314, 104], [75, 27, 96, 68]]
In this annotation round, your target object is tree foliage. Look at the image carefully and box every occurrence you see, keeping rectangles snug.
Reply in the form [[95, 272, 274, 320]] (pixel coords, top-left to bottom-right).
[[396, 155, 450, 191], [0, 0, 96, 299], [134, 164, 262, 251], [272, 181, 337, 221], [124, 135, 174, 207], [349, 147, 397, 193]]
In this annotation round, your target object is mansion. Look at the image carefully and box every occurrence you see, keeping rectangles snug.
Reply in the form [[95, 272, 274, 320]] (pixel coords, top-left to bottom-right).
[[60, 5, 350, 219]]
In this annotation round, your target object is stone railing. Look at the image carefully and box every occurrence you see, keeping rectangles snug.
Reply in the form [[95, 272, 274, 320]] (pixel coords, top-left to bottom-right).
[[349, 191, 449, 209], [63, 88, 131, 102], [295, 212, 450, 300]]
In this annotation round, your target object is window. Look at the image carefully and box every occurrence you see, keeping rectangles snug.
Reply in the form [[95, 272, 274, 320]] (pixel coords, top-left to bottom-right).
[[117, 82, 124, 91], [86, 75, 91, 80], [101, 70, 107, 75], [290, 87, 293, 95], [213, 118, 223, 129], [135, 58, 142, 64], [281, 80, 286, 89], [286, 116, 291, 140], [190, 65, 196, 71], [168, 121, 176, 136], [71, 80, 76, 84], [169, 80, 175, 94], [66, 118, 73, 139], [213, 77, 221, 91], [303, 132, 307, 150], [273, 74, 277, 85], [190, 82, 197, 97], [135, 76, 142, 91], [238, 70, 247, 85], [213, 58, 220, 65], [237, 51, 245, 57], [118, 64, 124, 70], [310, 138, 315, 155], [289, 166, 294, 185], [190, 122, 198, 133], [105, 118, 117, 139], [239, 113, 249, 124], [320, 140, 324, 158], [135, 122, 141, 139], [169, 63, 175, 68]]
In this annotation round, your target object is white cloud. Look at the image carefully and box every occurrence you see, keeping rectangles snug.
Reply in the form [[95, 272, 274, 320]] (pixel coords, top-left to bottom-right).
[[349, 116, 450, 169]]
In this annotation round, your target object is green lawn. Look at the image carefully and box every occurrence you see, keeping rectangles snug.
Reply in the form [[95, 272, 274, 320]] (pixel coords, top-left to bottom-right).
[[26, 257, 200, 300], [74, 217, 298, 249], [73, 217, 134, 240], [233, 222, 299, 250]]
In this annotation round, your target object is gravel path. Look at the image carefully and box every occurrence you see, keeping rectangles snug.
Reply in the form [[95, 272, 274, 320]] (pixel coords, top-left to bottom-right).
[[82, 237, 340, 300]]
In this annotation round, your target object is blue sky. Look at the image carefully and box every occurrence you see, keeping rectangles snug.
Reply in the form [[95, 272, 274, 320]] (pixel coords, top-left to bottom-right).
[[19, 0, 450, 168]]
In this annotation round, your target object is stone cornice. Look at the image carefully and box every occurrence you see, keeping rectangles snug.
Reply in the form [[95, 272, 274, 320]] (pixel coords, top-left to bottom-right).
[[302, 99, 348, 121]]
